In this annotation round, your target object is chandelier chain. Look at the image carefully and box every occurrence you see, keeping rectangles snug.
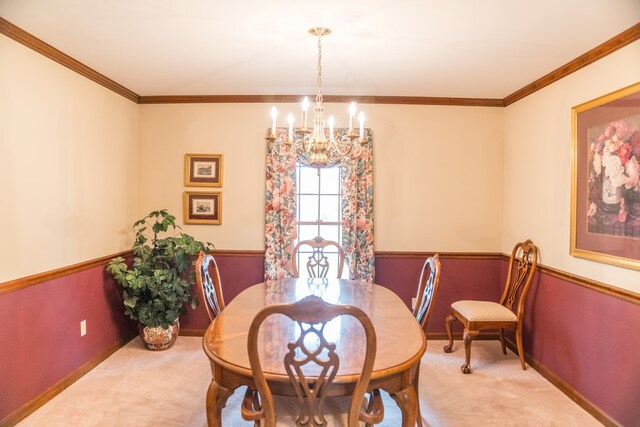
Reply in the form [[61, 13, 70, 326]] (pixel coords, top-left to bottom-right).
[[316, 34, 323, 104]]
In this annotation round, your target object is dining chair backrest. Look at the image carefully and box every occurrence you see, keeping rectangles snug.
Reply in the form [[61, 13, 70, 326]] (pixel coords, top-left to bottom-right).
[[413, 254, 442, 328], [195, 251, 225, 321], [500, 239, 538, 317], [291, 236, 346, 279], [242, 295, 380, 427]]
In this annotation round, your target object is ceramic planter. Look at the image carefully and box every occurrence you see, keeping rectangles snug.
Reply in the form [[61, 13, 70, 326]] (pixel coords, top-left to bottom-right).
[[138, 320, 180, 351]]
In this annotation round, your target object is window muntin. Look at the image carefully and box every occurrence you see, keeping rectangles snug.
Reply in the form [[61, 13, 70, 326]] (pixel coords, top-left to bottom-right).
[[295, 164, 347, 279]]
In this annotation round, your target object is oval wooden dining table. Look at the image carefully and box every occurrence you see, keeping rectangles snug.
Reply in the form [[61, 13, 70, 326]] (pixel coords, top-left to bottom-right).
[[202, 278, 426, 426]]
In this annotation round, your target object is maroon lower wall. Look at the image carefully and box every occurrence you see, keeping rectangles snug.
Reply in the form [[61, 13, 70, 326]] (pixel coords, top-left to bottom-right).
[[505, 260, 640, 427], [0, 265, 135, 421], [375, 255, 503, 333], [3, 252, 638, 427]]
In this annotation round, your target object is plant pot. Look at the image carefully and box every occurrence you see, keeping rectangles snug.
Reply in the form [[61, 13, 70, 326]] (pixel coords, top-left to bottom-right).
[[138, 320, 180, 351]]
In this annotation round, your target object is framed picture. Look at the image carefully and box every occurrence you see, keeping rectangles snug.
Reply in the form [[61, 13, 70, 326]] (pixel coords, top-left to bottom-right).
[[184, 154, 223, 187], [571, 82, 640, 270], [183, 191, 222, 224]]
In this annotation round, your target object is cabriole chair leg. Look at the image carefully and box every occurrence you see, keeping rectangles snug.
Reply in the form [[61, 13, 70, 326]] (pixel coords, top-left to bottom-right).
[[461, 329, 478, 374], [443, 314, 455, 353]]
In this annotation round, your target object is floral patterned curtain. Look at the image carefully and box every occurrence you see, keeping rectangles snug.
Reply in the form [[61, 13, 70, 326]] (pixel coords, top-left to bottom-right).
[[264, 128, 375, 282], [264, 129, 298, 281], [341, 129, 375, 282]]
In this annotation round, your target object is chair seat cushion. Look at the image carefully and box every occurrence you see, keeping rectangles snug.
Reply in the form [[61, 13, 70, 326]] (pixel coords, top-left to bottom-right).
[[452, 300, 517, 322]]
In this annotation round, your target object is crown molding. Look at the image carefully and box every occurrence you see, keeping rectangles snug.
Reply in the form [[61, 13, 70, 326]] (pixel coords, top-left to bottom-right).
[[0, 17, 139, 103], [503, 23, 640, 106], [138, 94, 504, 107]]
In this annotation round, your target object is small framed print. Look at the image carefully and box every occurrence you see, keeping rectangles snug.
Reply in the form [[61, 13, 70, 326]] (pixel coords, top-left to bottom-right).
[[184, 154, 223, 187], [183, 191, 222, 224]]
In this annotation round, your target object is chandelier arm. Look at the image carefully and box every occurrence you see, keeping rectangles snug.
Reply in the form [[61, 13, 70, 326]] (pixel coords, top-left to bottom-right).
[[331, 137, 354, 156], [271, 137, 297, 157], [301, 135, 313, 153]]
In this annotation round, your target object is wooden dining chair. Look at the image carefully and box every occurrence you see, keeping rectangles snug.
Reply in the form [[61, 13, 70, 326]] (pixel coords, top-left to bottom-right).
[[292, 236, 346, 279], [408, 254, 441, 427], [241, 295, 384, 427], [413, 254, 442, 329], [195, 251, 225, 321], [443, 239, 538, 373]]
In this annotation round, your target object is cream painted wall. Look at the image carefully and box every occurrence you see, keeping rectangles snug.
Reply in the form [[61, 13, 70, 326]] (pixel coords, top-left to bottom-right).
[[138, 103, 504, 252], [138, 103, 267, 250], [503, 41, 640, 293], [0, 37, 139, 282]]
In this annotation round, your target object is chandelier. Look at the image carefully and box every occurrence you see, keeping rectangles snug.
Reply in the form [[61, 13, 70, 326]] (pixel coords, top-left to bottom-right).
[[267, 27, 367, 168]]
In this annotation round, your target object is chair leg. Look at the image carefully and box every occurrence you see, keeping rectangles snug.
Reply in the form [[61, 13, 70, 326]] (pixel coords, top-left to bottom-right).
[[516, 325, 527, 370], [461, 329, 478, 374], [413, 363, 423, 427], [443, 314, 455, 353], [498, 329, 507, 355]]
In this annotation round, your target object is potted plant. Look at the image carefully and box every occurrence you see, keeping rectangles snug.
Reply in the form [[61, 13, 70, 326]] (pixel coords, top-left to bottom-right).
[[106, 209, 212, 350]]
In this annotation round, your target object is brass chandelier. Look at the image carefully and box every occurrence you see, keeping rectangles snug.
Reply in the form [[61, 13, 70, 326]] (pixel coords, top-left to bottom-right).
[[267, 27, 367, 168]]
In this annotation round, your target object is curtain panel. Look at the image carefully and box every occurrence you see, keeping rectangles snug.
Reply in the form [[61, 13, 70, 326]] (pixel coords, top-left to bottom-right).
[[264, 128, 374, 282]]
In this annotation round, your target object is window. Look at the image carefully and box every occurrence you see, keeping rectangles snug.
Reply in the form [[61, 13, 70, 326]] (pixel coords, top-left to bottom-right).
[[294, 163, 347, 278], [264, 129, 374, 283]]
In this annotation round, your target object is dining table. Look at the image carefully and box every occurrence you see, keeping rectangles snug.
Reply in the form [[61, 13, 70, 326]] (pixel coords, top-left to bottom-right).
[[202, 277, 426, 426]]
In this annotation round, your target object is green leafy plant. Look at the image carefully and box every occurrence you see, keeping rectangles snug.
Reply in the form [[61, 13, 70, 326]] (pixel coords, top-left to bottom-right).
[[106, 209, 213, 328]]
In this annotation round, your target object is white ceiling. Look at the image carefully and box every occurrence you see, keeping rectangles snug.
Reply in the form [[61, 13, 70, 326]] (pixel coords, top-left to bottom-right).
[[1, 0, 639, 99]]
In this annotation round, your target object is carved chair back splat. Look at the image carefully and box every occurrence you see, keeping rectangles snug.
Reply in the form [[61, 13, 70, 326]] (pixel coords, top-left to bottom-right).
[[241, 295, 383, 427], [292, 236, 346, 279], [195, 251, 225, 321], [413, 254, 442, 329]]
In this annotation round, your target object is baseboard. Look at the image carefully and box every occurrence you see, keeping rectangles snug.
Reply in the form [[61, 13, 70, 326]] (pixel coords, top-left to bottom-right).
[[0, 336, 134, 426], [503, 340, 621, 427], [180, 328, 206, 337]]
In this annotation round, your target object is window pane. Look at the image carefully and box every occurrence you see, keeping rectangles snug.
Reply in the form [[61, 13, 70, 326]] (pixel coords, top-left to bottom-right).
[[319, 195, 340, 222], [299, 195, 319, 221], [299, 166, 319, 194], [319, 225, 340, 243], [320, 167, 341, 194], [299, 225, 319, 242]]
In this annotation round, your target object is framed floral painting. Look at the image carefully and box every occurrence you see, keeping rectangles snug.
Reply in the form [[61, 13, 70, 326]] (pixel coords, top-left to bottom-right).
[[184, 154, 223, 187], [183, 191, 222, 224], [571, 82, 640, 270]]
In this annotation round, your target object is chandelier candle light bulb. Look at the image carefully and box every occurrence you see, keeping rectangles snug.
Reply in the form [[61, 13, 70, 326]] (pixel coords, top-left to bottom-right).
[[271, 106, 278, 136], [302, 97, 309, 129], [266, 27, 368, 168]]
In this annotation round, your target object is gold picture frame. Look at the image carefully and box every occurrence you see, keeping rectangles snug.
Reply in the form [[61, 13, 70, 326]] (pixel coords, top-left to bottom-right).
[[184, 153, 223, 187], [570, 82, 640, 270], [183, 191, 222, 225]]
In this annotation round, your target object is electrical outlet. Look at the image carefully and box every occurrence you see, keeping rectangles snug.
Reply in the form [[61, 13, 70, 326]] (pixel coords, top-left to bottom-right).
[[80, 320, 87, 337], [411, 297, 417, 310]]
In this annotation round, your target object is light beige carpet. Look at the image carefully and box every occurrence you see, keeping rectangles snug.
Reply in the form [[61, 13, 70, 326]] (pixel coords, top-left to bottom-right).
[[18, 337, 601, 426]]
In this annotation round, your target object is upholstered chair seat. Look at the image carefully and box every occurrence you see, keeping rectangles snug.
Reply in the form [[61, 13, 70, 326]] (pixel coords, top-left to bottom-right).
[[451, 300, 518, 322]]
